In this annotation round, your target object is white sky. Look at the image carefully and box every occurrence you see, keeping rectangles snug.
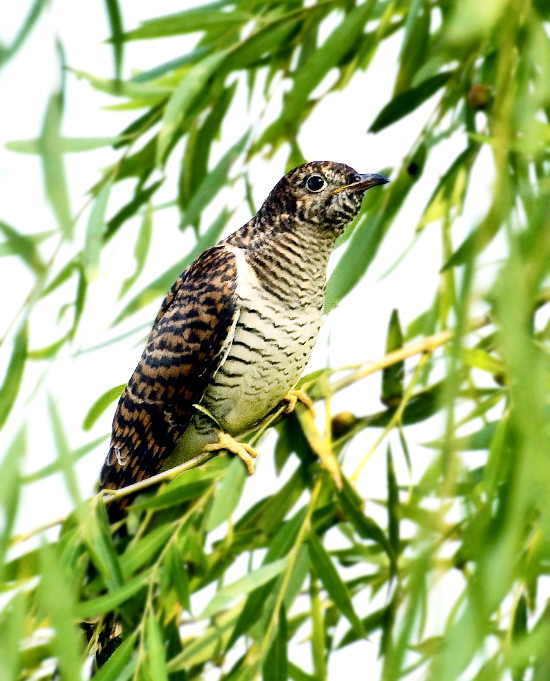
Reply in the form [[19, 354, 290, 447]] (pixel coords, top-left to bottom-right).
[[0, 2, 497, 678]]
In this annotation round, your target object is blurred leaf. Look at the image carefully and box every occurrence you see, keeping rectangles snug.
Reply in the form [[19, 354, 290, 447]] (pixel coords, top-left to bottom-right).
[[39, 93, 73, 238], [157, 51, 228, 164], [200, 558, 288, 619], [90, 630, 138, 681], [113, 206, 231, 324], [382, 309, 404, 407], [386, 447, 400, 558], [282, 1, 375, 126], [38, 543, 83, 680], [0, 428, 24, 580], [124, 4, 250, 40], [206, 456, 247, 531], [263, 604, 288, 681], [83, 384, 125, 431], [6, 136, 119, 153], [369, 72, 452, 132], [76, 575, 146, 618], [22, 433, 107, 483], [0, 0, 45, 66], [48, 393, 81, 506], [168, 543, 191, 613], [0, 590, 26, 680], [338, 476, 394, 567], [84, 177, 113, 281], [103, 179, 162, 243], [181, 131, 248, 228], [103, 0, 123, 80], [0, 221, 46, 274], [308, 531, 365, 639], [0, 321, 28, 429], [119, 202, 153, 297], [147, 613, 169, 681]]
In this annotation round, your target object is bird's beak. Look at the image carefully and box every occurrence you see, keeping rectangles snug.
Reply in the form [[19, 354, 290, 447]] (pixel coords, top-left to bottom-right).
[[333, 173, 389, 194]]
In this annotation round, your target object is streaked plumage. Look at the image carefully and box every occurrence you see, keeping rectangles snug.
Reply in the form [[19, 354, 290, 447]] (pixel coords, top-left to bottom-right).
[[100, 161, 388, 498]]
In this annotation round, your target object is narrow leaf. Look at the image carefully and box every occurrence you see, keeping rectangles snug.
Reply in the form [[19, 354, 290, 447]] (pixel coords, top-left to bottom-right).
[[307, 532, 365, 639], [157, 51, 227, 164], [146, 613, 169, 681], [200, 558, 288, 619], [369, 72, 452, 132], [76, 575, 146, 619], [0, 322, 28, 429], [381, 309, 404, 407], [39, 94, 73, 237], [83, 384, 125, 431], [103, 0, 123, 80], [206, 456, 247, 531], [0, 220, 46, 274], [84, 177, 113, 281]]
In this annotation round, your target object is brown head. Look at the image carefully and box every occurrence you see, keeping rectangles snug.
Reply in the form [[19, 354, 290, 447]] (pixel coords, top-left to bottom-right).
[[260, 160, 388, 235]]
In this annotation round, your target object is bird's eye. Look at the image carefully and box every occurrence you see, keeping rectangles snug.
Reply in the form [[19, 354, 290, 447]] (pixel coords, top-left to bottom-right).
[[305, 174, 326, 192]]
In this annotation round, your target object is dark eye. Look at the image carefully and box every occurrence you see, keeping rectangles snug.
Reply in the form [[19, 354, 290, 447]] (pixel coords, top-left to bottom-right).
[[306, 174, 326, 192]]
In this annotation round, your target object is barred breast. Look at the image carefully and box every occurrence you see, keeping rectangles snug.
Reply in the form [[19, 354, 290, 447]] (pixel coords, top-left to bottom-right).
[[205, 246, 322, 432], [175, 244, 323, 457]]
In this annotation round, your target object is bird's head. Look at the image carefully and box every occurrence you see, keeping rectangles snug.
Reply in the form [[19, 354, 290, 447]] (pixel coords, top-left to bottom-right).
[[263, 161, 388, 235]]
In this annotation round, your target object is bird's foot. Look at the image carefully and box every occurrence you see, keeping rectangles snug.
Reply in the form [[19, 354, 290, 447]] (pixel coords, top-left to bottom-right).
[[283, 389, 316, 417], [203, 431, 258, 475]]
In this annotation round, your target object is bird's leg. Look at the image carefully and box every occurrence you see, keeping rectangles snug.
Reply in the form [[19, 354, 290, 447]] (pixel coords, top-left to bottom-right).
[[203, 431, 258, 475], [282, 389, 316, 417]]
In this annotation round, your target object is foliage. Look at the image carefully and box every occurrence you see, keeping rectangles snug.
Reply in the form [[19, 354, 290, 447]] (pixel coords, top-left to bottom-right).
[[2, 1, 550, 680]]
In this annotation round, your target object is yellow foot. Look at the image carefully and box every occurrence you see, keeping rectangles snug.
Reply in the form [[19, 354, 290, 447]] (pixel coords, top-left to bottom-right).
[[203, 431, 258, 475], [283, 389, 316, 417]]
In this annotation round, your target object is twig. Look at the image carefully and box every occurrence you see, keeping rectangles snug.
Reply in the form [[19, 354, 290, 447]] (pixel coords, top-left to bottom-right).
[[330, 313, 491, 395]]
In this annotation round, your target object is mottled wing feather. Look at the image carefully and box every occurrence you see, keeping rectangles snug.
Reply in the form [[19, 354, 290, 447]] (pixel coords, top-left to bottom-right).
[[99, 245, 238, 492]]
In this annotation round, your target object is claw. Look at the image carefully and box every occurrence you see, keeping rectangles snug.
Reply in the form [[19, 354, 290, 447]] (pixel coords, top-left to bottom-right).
[[283, 389, 316, 417], [203, 431, 258, 475]]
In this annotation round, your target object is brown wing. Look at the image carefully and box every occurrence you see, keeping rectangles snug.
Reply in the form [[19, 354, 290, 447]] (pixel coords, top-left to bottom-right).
[[99, 245, 238, 493]]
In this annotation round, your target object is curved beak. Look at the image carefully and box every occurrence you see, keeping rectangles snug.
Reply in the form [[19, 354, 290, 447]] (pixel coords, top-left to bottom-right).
[[333, 172, 389, 194]]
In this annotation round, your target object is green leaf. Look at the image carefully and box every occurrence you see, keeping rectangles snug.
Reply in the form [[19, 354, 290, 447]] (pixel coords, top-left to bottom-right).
[[0, 428, 24, 581], [113, 206, 231, 324], [263, 604, 288, 681], [90, 631, 138, 681], [119, 202, 153, 297], [76, 575, 146, 619], [84, 177, 113, 281], [21, 434, 108, 483], [282, 1, 376, 124], [103, 0, 124, 80], [156, 51, 228, 164], [338, 477, 394, 565], [381, 309, 404, 407], [0, 322, 28, 429], [48, 393, 81, 506], [82, 502, 124, 592], [307, 532, 365, 639], [0, 221, 46, 274], [181, 131, 249, 229], [369, 72, 452, 132], [200, 558, 288, 619], [124, 4, 250, 40], [83, 384, 125, 431], [130, 462, 224, 511], [0, 0, 45, 67], [38, 543, 83, 680], [6, 136, 119, 154], [146, 613, 169, 681], [206, 456, 247, 531], [103, 179, 162, 243], [0, 590, 26, 679], [168, 543, 191, 613], [39, 94, 73, 238], [386, 446, 400, 558]]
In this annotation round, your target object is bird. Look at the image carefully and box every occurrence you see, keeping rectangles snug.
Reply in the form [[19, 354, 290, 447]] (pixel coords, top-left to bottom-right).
[[99, 161, 388, 503]]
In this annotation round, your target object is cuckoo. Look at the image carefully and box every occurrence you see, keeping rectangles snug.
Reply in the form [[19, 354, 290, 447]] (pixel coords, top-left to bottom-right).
[[99, 161, 388, 499]]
